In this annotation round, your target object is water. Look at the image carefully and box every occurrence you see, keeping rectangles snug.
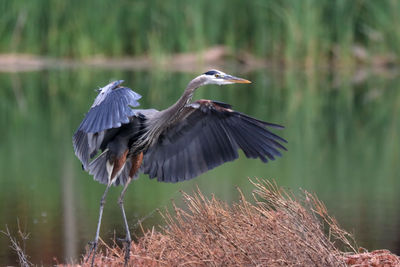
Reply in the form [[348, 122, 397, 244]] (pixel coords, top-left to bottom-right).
[[0, 67, 399, 265]]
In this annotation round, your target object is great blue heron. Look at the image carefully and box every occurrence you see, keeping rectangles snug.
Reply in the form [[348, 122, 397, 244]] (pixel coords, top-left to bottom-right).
[[73, 70, 287, 266]]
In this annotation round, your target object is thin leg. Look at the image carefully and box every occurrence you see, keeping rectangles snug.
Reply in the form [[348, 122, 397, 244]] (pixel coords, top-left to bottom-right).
[[118, 178, 133, 267], [86, 184, 111, 267], [118, 152, 143, 266]]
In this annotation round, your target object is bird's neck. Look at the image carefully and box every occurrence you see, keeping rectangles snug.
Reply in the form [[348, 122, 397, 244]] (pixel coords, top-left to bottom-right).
[[177, 76, 205, 108], [139, 76, 206, 148], [160, 75, 206, 121]]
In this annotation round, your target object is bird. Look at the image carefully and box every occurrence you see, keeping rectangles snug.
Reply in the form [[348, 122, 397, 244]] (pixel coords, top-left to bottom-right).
[[73, 70, 287, 266]]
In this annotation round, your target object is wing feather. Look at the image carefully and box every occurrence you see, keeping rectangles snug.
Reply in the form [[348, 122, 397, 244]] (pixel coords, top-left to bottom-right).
[[73, 86, 141, 169], [77, 87, 141, 133], [143, 100, 286, 183]]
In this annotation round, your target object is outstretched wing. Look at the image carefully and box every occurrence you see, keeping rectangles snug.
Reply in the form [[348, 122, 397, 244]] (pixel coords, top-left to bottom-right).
[[77, 86, 141, 133], [73, 86, 141, 168], [142, 100, 287, 183]]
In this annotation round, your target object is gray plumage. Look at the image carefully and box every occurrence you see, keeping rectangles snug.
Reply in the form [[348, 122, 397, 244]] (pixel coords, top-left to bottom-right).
[[72, 71, 287, 267], [73, 81, 141, 169], [73, 71, 287, 186], [142, 100, 286, 182]]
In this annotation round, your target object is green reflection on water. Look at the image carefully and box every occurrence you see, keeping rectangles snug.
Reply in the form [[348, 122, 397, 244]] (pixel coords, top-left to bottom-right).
[[0, 68, 399, 265]]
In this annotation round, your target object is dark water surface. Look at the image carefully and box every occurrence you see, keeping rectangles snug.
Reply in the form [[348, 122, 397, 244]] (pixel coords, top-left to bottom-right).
[[0, 67, 399, 265]]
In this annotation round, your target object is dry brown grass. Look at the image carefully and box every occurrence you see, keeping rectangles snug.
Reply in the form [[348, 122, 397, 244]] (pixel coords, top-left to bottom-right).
[[345, 249, 400, 266], [77, 179, 367, 266]]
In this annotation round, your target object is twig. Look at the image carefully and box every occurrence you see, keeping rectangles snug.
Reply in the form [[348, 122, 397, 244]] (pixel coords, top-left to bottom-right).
[[1, 224, 32, 267]]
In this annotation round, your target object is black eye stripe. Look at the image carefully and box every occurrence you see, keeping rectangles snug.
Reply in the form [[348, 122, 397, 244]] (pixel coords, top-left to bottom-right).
[[204, 70, 218, 75]]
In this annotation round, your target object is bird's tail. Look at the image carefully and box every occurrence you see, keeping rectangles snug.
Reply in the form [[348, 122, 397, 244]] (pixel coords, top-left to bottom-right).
[[88, 150, 110, 185], [87, 149, 133, 186]]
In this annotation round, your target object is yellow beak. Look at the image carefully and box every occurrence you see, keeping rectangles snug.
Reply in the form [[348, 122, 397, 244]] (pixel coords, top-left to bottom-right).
[[224, 75, 252, 84]]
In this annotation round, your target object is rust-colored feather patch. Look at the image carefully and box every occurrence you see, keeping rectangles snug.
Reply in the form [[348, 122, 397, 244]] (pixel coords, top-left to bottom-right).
[[196, 99, 233, 112], [129, 152, 144, 178], [110, 149, 129, 180]]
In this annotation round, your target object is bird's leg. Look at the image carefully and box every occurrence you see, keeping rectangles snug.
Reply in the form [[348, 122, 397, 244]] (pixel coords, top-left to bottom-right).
[[118, 178, 133, 267], [86, 183, 111, 266], [118, 152, 144, 267]]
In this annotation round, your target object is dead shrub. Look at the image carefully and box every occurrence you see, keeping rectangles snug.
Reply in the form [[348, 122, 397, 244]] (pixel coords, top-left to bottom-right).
[[81, 179, 364, 266]]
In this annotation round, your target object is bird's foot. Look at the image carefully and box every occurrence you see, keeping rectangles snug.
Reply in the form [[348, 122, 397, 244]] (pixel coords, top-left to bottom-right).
[[117, 236, 132, 267], [85, 240, 98, 267]]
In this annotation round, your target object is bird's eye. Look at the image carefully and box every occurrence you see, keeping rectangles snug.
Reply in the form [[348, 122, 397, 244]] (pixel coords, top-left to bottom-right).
[[215, 74, 220, 78]]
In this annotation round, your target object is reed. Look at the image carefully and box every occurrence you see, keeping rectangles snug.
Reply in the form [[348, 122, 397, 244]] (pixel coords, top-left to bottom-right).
[[1, 0, 399, 67]]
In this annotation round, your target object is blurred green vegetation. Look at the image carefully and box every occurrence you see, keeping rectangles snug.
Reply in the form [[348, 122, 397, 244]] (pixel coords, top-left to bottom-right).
[[1, 0, 400, 66]]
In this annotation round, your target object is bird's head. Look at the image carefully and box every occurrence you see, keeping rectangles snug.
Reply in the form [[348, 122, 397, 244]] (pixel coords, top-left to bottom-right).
[[201, 70, 251, 85]]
